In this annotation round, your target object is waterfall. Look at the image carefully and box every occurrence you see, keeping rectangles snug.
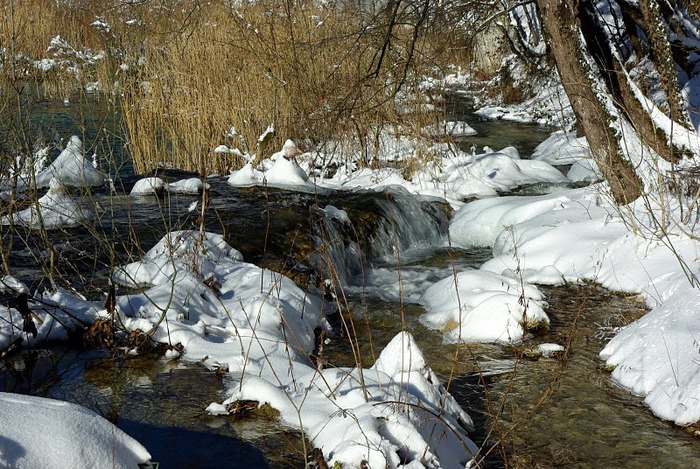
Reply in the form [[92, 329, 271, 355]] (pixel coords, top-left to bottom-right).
[[310, 188, 450, 288], [310, 205, 364, 288], [367, 188, 449, 263]]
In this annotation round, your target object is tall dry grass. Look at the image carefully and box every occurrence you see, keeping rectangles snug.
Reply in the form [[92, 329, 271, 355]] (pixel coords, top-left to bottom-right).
[[120, 0, 445, 174], [3, 0, 472, 175]]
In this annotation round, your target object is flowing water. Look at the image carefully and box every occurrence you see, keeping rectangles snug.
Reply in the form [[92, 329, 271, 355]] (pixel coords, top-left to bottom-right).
[[2, 97, 700, 468]]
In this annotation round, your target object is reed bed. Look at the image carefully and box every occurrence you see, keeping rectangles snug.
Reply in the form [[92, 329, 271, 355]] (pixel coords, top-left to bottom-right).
[[3, 0, 472, 175]]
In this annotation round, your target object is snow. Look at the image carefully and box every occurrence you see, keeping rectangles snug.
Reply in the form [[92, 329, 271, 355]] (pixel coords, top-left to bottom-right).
[[600, 288, 700, 426], [531, 130, 591, 165], [567, 159, 602, 183], [537, 343, 565, 357], [2, 127, 700, 463], [230, 137, 570, 208], [228, 151, 313, 191], [130, 177, 166, 196], [34, 136, 106, 188], [444, 182, 700, 425], [168, 177, 210, 194], [1, 177, 92, 229], [0, 392, 151, 469], [216, 331, 478, 469], [107, 230, 477, 468], [129, 176, 208, 196], [420, 270, 548, 343]]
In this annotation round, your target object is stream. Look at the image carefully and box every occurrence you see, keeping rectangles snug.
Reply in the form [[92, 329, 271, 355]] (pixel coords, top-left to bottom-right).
[[2, 96, 700, 468]]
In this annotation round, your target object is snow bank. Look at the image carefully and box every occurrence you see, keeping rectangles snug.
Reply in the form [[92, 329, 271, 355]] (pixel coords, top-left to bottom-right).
[[227, 132, 570, 208], [318, 146, 569, 208], [600, 288, 700, 425], [0, 392, 151, 469], [448, 183, 700, 425], [168, 177, 209, 194], [567, 159, 602, 183], [130, 176, 210, 196]]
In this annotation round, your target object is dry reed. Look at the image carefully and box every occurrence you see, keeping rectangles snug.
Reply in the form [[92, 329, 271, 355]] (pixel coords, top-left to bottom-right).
[[3, 0, 471, 175]]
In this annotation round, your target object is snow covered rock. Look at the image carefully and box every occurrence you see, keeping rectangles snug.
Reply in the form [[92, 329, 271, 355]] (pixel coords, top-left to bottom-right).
[[168, 177, 210, 194], [34, 135, 106, 188], [129, 177, 166, 196], [0, 392, 151, 469], [420, 270, 548, 343]]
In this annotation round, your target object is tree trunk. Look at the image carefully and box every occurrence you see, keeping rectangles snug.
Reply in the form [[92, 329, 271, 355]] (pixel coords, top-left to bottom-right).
[[577, 1, 688, 163], [638, 0, 693, 128], [535, 0, 643, 204]]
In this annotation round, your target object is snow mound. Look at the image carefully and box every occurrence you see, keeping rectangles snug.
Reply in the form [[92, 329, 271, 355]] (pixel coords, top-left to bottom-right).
[[567, 159, 602, 183], [228, 153, 312, 190], [130, 177, 166, 196], [219, 331, 478, 469], [601, 288, 700, 426], [420, 270, 548, 343], [0, 392, 151, 469], [0, 287, 99, 350], [1, 177, 92, 229], [34, 136, 106, 188], [447, 182, 700, 426], [531, 130, 590, 165]]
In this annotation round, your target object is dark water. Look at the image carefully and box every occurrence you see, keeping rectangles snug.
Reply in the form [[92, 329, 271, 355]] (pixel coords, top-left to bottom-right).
[[444, 93, 555, 158], [22, 89, 130, 174], [0, 347, 305, 468]]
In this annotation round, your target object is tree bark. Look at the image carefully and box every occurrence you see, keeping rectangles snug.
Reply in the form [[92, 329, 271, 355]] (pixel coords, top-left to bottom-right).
[[577, 1, 688, 163], [535, 0, 643, 204], [638, 0, 693, 128]]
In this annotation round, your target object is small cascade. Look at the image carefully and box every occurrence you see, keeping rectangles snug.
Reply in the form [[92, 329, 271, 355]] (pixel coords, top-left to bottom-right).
[[310, 205, 364, 287], [310, 188, 451, 288], [367, 188, 449, 263]]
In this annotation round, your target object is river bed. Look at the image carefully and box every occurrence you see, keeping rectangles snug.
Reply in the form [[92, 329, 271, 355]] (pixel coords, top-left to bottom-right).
[[2, 98, 699, 468]]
